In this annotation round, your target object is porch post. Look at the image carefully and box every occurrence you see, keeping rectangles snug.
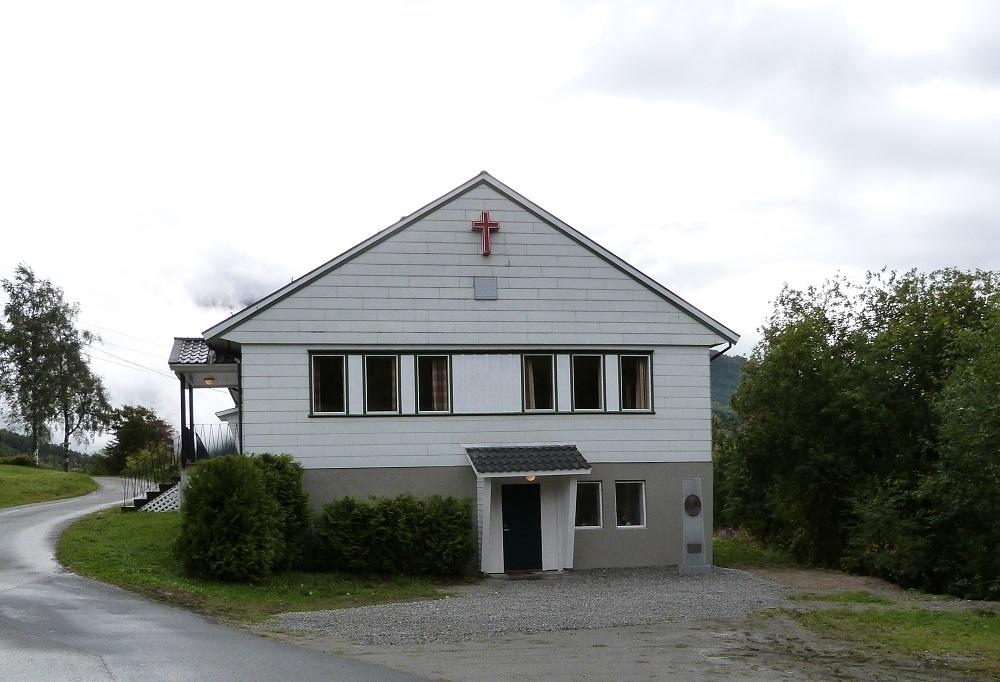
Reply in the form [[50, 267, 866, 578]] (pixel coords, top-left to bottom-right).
[[237, 359, 244, 454], [188, 385, 194, 461], [178, 376, 189, 465]]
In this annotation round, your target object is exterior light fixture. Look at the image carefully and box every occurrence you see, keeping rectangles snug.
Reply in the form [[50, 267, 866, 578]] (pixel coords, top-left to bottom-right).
[[526, 475, 536, 481], [203, 376, 215, 386]]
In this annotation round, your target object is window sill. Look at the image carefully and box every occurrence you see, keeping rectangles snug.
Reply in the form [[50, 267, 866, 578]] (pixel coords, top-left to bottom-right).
[[575, 525, 603, 530], [615, 525, 647, 530]]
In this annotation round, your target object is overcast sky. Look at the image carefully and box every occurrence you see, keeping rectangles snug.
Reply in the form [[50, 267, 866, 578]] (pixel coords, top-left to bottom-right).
[[2, 1, 998, 450]]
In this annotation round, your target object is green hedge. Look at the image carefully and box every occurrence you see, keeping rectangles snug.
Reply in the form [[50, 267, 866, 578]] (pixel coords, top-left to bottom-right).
[[175, 455, 281, 581], [252, 453, 312, 570], [174, 453, 311, 582], [0, 454, 35, 467], [315, 494, 475, 576]]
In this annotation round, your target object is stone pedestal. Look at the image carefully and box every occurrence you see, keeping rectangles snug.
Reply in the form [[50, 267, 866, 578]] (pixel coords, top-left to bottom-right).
[[680, 477, 710, 576]]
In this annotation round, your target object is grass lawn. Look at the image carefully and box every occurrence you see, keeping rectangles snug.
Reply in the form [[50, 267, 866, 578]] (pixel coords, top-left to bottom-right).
[[788, 590, 894, 605], [790, 607, 1000, 678], [58, 508, 466, 623], [0, 464, 98, 509], [713, 530, 797, 568]]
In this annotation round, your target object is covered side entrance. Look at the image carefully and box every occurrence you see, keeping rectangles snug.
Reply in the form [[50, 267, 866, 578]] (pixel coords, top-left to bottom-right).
[[168, 338, 242, 464], [466, 444, 591, 574]]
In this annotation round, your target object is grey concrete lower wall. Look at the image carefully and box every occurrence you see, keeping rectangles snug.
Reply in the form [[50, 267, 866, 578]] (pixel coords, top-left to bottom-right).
[[572, 461, 713, 569], [302, 466, 477, 511], [302, 461, 712, 570]]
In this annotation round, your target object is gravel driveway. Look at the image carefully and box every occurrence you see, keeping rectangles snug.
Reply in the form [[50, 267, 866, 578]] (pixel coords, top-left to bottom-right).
[[266, 567, 788, 645]]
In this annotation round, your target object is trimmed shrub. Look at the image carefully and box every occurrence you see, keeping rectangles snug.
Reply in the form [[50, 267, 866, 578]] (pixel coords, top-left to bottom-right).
[[174, 455, 281, 581], [251, 453, 311, 570], [0, 454, 35, 467], [315, 494, 475, 576]]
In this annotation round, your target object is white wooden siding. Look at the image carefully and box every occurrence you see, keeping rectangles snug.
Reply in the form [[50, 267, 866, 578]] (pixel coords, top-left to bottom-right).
[[400, 355, 416, 414], [219, 185, 725, 348], [451, 354, 521, 413], [605, 354, 620, 412], [347, 355, 363, 415], [241, 344, 712, 468], [556, 354, 572, 412]]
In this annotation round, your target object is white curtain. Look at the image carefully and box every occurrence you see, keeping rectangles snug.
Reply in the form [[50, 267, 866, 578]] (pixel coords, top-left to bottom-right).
[[525, 357, 536, 409]]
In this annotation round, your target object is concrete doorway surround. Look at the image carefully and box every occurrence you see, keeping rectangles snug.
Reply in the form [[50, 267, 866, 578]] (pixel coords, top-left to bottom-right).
[[465, 444, 591, 574]]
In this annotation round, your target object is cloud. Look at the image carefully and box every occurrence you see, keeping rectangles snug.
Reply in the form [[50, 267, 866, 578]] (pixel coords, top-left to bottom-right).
[[186, 256, 290, 312], [576, 1, 1000, 180]]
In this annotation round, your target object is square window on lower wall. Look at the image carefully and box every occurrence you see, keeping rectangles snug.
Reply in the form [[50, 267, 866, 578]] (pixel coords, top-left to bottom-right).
[[615, 481, 646, 528], [575, 481, 602, 528]]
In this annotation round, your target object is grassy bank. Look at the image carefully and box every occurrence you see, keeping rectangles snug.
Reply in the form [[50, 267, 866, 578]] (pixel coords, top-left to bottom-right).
[[791, 608, 1000, 678], [713, 530, 797, 568], [0, 464, 98, 508], [58, 508, 464, 622]]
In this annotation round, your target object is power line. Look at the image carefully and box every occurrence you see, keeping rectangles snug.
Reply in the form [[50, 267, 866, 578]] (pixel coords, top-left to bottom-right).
[[93, 338, 167, 361], [79, 321, 171, 349], [84, 353, 175, 381], [85, 344, 175, 378]]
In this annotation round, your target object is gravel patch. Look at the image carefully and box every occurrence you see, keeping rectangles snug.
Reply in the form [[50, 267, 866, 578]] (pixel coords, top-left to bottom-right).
[[264, 567, 789, 645]]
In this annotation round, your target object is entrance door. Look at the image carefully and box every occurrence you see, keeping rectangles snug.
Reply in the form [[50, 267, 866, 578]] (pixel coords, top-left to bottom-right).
[[501, 484, 542, 571]]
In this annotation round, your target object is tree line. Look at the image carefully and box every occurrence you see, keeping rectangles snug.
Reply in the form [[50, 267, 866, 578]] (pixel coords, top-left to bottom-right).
[[716, 268, 1000, 600], [0, 264, 173, 473]]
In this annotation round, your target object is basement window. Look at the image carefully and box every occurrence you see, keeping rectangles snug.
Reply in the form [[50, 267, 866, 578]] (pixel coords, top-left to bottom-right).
[[572, 355, 603, 411], [365, 355, 398, 413], [575, 481, 603, 528], [615, 481, 646, 528], [523, 354, 555, 411], [311, 354, 346, 414]]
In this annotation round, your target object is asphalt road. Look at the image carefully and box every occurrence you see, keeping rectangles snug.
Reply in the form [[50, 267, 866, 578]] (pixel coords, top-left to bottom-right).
[[0, 477, 418, 682]]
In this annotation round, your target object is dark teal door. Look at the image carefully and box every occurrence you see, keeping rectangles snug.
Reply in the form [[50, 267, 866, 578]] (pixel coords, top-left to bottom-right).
[[501, 484, 542, 571]]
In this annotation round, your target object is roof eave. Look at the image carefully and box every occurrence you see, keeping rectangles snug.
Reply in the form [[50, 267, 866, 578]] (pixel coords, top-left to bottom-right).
[[473, 468, 593, 478]]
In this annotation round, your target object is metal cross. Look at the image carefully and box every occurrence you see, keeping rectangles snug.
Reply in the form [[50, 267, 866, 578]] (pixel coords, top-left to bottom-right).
[[471, 211, 500, 256]]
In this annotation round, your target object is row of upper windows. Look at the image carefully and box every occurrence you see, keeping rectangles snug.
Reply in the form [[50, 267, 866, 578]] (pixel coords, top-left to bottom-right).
[[310, 353, 652, 416]]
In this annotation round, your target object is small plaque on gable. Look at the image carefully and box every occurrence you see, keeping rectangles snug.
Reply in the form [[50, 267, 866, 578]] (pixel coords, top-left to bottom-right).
[[474, 276, 498, 300]]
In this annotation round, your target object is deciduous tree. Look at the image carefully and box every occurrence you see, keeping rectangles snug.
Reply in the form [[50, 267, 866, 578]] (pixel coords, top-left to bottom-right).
[[0, 265, 87, 464], [99, 405, 174, 474]]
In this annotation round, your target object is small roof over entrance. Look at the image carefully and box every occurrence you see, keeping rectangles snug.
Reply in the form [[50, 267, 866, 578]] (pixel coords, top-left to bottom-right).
[[168, 337, 240, 389], [465, 444, 591, 477]]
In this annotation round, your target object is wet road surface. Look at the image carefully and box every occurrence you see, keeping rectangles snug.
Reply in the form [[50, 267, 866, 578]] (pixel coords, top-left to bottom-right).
[[0, 478, 417, 681]]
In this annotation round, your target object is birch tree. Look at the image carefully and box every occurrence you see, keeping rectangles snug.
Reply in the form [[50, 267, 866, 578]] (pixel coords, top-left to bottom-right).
[[0, 264, 106, 465]]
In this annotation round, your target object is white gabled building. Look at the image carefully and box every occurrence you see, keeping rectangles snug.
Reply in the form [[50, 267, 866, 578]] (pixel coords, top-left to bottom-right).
[[169, 171, 738, 573]]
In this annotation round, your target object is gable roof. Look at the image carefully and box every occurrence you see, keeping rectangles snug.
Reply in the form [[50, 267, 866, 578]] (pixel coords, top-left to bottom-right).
[[203, 171, 739, 344]]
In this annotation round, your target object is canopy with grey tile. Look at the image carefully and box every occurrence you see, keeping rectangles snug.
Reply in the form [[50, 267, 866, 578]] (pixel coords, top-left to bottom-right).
[[465, 444, 592, 477]]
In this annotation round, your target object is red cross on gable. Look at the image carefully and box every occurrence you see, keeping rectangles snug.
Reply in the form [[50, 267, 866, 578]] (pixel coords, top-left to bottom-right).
[[471, 211, 500, 256]]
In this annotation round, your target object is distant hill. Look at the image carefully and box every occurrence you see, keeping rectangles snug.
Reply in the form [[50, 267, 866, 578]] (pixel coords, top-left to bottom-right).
[[0, 429, 94, 470], [710, 354, 746, 417]]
